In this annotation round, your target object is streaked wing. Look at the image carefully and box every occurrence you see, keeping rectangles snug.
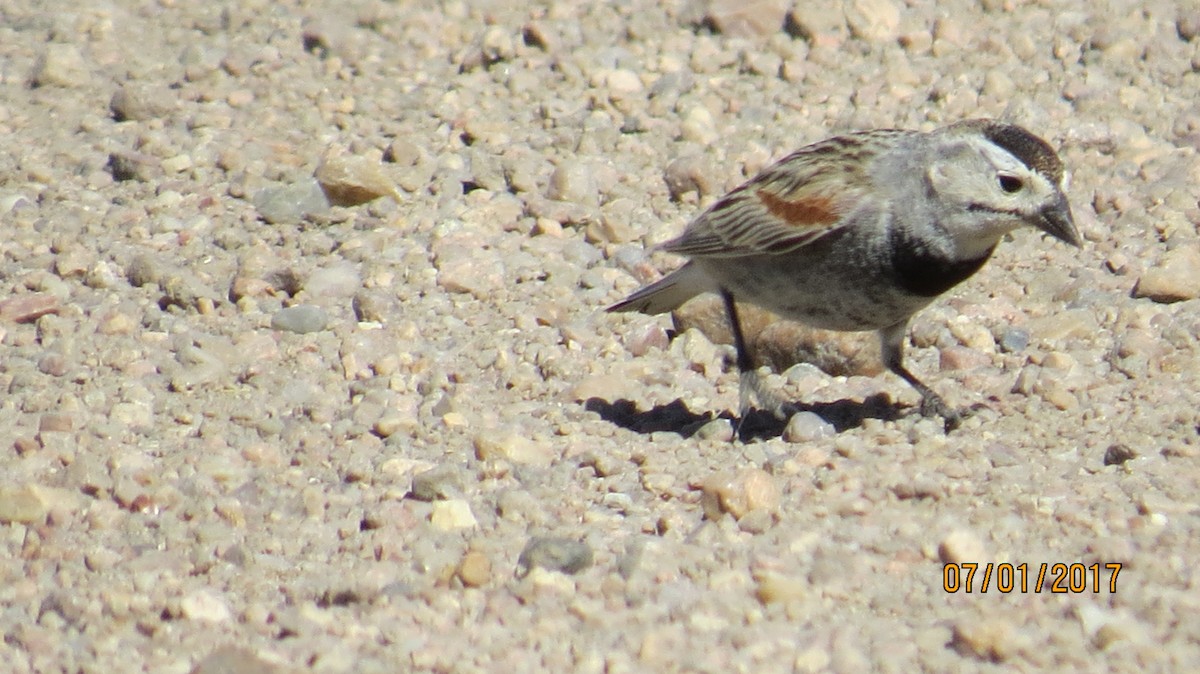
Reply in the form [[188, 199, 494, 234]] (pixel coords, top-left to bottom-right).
[[662, 130, 908, 258]]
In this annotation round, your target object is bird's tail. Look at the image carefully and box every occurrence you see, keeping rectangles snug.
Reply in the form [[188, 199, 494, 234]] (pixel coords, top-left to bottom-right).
[[607, 262, 713, 315]]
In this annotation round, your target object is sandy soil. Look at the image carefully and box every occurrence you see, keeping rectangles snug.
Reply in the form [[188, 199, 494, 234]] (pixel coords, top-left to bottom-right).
[[2, 0, 1200, 672]]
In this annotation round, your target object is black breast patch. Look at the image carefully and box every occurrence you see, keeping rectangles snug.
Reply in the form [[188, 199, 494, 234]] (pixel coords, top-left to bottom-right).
[[889, 229, 995, 297]]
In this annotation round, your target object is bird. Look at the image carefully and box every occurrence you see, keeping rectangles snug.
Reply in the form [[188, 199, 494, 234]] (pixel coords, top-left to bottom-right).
[[608, 119, 1080, 432]]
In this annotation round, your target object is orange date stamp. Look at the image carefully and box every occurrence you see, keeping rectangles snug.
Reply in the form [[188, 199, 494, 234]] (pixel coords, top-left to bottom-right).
[[943, 562, 1122, 594]]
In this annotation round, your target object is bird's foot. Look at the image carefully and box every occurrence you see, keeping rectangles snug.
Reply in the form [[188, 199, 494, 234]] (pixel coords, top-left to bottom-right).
[[917, 393, 970, 432], [738, 369, 797, 421]]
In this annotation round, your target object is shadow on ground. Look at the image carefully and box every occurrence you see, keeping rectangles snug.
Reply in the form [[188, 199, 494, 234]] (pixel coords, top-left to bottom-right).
[[583, 394, 906, 442]]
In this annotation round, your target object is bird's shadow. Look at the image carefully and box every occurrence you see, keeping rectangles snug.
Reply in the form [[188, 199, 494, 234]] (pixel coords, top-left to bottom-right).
[[583, 394, 905, 442]]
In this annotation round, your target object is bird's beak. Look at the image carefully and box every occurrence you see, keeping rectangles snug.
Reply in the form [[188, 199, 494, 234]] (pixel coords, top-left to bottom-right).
[[1035, 193, 1081, 247]]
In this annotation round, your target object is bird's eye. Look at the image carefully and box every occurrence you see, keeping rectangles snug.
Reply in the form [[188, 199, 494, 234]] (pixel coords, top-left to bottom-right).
[[998, 175, 1023, 193]]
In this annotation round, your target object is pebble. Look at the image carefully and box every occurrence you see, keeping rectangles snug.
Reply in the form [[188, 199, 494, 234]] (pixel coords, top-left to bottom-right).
[[409, 464, 463, 501], [547, 160, 599, 206], [699, 468, 781, 521], [109, 84, 174, 121], [253, 179, 331, 225], [605, 68, 644, 97], [179, 589, 233, 623], [304, 263, 361, 299], [517, 537, 594, 576], [315, 155, 401, 206], [937, 529, 987, 564], [1133, 246, 1200, 303], [456, 550, 492, 587], [997, 327, 1030, 353], [271, 305, 330, 334], [754, 572, 807, 605], [0, 484, 53, 524], [680, 107, 719, 145], [704, 0, 790, 38], [429, 500, 478, 531], [938, 346, 990, 371], [0, 293, 60, 323], [1103, 444, 1137, 466], [951, 619, 1023, 662], [32, 44, 91, 87], [844, 0, 901, 43], [782, 411, 835, 443], [190, 646, 283, 674], [663, 154, 717, 201], [107, 150, 161, 182], [473, 430, 555, 467], [434, 247, 505, 298], [160, 154, 193, 173], [693, 418, 734, 442]]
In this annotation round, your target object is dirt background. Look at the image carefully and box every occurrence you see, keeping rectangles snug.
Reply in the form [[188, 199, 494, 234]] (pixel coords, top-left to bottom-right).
[[2, 0, 1200, 672]]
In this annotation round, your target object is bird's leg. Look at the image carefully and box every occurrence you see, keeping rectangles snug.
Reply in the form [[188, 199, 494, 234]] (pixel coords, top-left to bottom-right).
[[879, 321, 963, 432], [722, 291, 793, 432]]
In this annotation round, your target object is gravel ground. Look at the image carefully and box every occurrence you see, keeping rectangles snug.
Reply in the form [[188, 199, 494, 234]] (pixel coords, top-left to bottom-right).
[[2, 0, 1200, 672]]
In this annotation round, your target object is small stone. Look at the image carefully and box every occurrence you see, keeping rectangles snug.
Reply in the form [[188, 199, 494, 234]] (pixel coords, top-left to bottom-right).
[[1028, 309, 1095, 341], [409, 464, 463, 501], [951, 619, 1022, 662], [430, 500, 477, 530], [271, 305, 329, 334], [754, 572, 806, 604], [937, 529, 987, 564], [789, 10, 848, 48], [663, 155, 717, 200], [352, 290, 393, 322], [110, 84, 173, 121], [161, 269, 221, 311], [304, 264, 361, 299], [569, 374, 628, 402], [32, 44, 91, 87], [315, 155, 400, 206], [253, 179, 330, 225], [434, 247, 505, 297], [38, 413, 73, 433], [37, 353, 68, 377], [457, 550, 492, 587], [624, 323, 670, 357], [693, 418, 734, 442], [1041, 385, 1078, 411], [126, 254, 163, 287], [1103, 444, 1137, 466], [517, 537, 593, 576], [737, 508, 775, 534], [699, 469, 781, 521], [372, 415, 409, 438], [704, 0, 789, 37], [0, 193, 33, 213], [179, 589, 232, 623], [0, 484, 53, 524], [473, 430, 555, 466], [782, 411, 835, 443], [1133, 246, 1200, 303], [605, 69, 644, 97], [0, 293, 60, 323], [13, 437, 39, 456], [190, 646, 283, 674], [680, 107, 719, 145], [546, 160, 598, 206], [844, 0, 901, 43], [998, 327, 1030, 353], [939, 346, 990, 371], [161, 154, 194, 173], [107, 150, 161, 182]]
